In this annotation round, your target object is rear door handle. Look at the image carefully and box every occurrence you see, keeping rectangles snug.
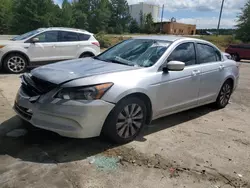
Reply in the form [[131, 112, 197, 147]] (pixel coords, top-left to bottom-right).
[[219, 65, 225, 70], [192, 70, 201, 76]]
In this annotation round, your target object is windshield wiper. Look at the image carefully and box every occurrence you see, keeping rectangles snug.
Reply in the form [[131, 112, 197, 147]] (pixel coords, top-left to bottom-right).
[[93, 56, 110, 63]]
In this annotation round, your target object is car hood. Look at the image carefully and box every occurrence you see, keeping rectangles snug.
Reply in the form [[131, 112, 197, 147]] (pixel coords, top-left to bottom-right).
[[31, 58, 140, 84], [0, 40, 23, 45]]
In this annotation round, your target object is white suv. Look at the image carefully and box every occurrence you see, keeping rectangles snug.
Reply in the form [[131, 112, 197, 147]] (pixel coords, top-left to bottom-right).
[[0, 27, 100, 73]]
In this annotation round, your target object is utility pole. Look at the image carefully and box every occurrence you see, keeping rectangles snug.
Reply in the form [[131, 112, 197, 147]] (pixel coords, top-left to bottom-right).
[[217, 0, 225, 35], [160, 4, 164, 33]]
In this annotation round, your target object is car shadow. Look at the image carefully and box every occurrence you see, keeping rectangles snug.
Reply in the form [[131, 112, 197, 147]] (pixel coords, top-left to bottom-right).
[[0, 105, 215, 164]]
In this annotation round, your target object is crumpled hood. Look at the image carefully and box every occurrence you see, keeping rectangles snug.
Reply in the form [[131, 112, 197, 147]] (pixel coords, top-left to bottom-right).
[[31, 58, 139, 84]]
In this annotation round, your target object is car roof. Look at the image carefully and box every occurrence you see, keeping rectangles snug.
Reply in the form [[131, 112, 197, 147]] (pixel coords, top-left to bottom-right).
[[43, 27, 92, 34], [133, 35, 210, 43]]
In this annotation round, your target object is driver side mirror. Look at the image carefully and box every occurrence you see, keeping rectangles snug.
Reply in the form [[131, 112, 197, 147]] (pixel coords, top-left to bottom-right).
[[31, 38, 39, 43], [163, 61, 185, 72]]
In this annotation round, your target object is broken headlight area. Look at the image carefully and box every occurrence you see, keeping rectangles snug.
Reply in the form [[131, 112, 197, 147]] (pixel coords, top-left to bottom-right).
[[55, 83, 113, 100]]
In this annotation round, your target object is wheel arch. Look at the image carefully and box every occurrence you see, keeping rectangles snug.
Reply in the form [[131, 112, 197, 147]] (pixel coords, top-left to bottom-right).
[[1, 51, 30, 66], [79, 51, 95, 58], [115, 92, 153, 125]]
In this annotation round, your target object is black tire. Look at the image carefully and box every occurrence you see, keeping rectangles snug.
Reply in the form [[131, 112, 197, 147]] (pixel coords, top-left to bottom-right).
[[79, 53, 94, 58], [231, 54, 240, 62], [215, 80, 233, 109], [102, 97, 147, 144], [3, 53, 28, 74]]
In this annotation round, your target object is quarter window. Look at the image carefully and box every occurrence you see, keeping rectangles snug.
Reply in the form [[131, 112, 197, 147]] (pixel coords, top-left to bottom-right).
[[33, 31, 58, 42], [197, 43, 221, 63], [79, 33, 90, 41], [59, 31, 79, 42], [168, 42, 196, 66]]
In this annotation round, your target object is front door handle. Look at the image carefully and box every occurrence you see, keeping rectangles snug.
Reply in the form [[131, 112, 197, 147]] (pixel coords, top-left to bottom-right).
[[192, 70, 201, 76]]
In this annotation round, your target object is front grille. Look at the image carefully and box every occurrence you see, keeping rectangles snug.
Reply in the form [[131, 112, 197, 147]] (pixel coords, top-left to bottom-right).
[[21, 74, 57, 97], [14, 102, 32, 120]]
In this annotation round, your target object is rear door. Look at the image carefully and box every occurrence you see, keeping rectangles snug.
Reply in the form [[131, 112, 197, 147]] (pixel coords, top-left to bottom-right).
[[57, 31, 80, 60], [196, 43, 225, 104]]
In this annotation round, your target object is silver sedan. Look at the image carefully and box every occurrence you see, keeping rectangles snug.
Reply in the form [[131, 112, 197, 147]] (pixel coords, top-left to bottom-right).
[[14, 36, 239, 143]]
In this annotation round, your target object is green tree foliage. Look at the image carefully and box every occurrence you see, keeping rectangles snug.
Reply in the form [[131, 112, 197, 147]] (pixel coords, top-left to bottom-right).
[[0, 0, 155, 35], [0, 0, 13, 34], [144, 13, 155, 34], [11, 0, 59, 33], [89, 0, 111, 33], [129, 19, 140, 33], [109, 0, 131, 34], [236, 0, 250, 42]]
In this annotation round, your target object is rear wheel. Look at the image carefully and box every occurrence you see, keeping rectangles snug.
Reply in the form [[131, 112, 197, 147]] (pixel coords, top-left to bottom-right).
[[102, 97, 147, 144], [79, 53, 94, 58], [3, 53, 27, 74], [231, 54, 240, 61], [215, 80, 233, 109]]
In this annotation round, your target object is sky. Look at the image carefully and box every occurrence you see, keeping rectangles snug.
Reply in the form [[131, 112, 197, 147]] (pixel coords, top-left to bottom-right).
[[54, 0, 247, 29]]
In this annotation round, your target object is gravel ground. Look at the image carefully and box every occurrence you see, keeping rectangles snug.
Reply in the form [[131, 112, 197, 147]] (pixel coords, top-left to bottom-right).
[[0, 63, 249, 188]]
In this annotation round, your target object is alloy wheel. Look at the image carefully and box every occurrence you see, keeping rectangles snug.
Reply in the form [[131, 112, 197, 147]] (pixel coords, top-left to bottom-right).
[[219, 83, 231, 106], [116, 104, 144, 138], [7, 56, 26, 73]]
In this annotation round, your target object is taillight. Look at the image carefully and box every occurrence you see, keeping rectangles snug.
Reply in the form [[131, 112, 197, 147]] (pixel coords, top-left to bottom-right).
[[92, 42, 100, 47]]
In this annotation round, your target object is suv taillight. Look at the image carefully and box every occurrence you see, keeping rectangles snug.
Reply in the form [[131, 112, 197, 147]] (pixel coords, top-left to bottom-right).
[[92, 42, 100, 47]]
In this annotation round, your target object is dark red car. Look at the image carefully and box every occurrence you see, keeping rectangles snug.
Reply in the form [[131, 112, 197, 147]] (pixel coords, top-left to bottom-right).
[[225, 44, 250, 61]]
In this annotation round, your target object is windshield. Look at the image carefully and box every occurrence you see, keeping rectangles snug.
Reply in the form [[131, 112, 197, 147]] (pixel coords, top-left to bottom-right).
[[96, 39, 171, 67], [12, 29, 45, 41]]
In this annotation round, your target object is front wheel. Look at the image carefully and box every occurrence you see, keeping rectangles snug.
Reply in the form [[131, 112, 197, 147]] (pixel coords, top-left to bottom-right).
[[215, 80, 233, 109], [3, 53, 27, 74], [102, 97, 147, 144]]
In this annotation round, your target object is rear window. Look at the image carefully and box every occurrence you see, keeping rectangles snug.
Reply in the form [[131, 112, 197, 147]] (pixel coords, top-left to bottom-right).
[[59, 31, 79, 42], [79, 33, 90, 41]]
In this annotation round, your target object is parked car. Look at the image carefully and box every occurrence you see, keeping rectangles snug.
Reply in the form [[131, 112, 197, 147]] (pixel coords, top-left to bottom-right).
[[0, 27, 100, 73], [225, 44, 250, 61], [14, 36, 239, 144]]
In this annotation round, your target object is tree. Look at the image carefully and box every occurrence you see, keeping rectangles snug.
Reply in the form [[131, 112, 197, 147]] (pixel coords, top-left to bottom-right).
[[144, 13, 155, 34], [11, 0, 57, 34], [236, 0, 250, 42], [89, 0, 111, 33], [0, 0, 13, 34], [129, 19, 140, 33], [109, 0, 131, 33], [61, 0, 73, 27], [71, 0, 89, 30]]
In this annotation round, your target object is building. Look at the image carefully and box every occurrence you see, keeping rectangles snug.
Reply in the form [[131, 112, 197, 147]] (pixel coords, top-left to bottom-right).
[[155, 21, 196, 35], [129, 2, 160, 24]]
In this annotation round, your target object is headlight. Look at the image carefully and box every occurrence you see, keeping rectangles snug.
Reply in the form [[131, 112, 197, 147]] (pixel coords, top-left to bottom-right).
[[55, 83, 113, 100], [0, 45, 5, 49]]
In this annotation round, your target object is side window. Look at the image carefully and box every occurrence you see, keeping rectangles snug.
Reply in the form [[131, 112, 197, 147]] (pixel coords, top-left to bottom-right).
[[197, 43, 220, 63], [168, 42, 196, 66], [79, 33, 90, 41], [59, 31, 79, 42], [34, 31, 58, 42], [215, 49, 222, 61]]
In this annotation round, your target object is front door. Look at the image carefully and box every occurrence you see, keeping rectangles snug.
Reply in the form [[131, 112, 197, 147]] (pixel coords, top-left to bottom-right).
[[27, 31, 60, 63], [156, 42, 201, 117]]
